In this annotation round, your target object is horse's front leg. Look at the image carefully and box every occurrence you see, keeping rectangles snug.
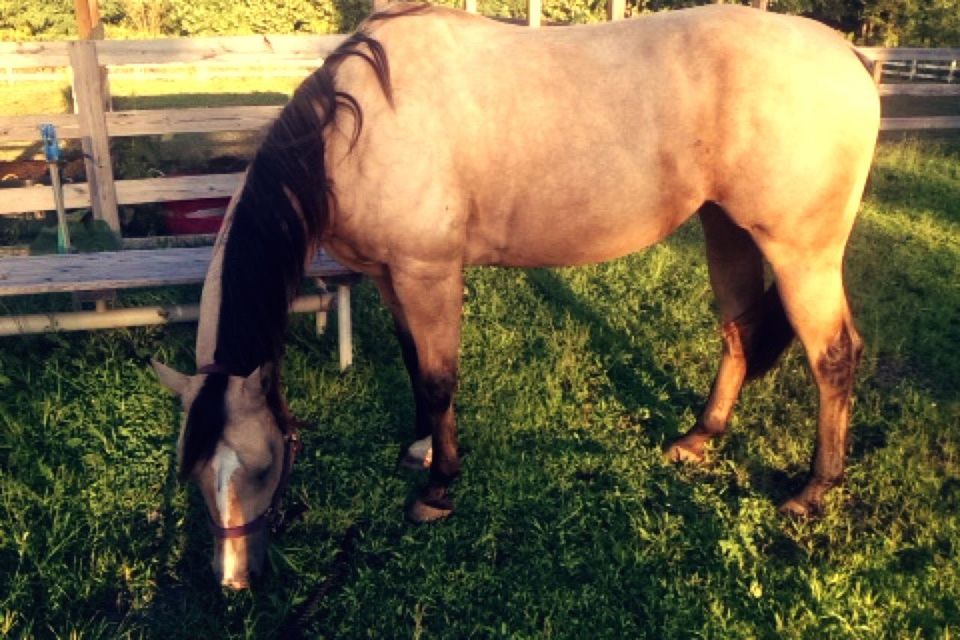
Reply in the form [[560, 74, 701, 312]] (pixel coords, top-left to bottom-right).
[[380, 266, 464, 523]]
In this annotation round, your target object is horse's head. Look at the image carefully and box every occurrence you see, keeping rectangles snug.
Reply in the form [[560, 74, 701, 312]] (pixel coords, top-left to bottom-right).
[[152, 360, 300, 590]]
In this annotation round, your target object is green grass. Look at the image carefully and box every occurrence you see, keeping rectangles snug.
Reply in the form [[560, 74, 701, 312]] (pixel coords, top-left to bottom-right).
[[0, 140, 958, 639]]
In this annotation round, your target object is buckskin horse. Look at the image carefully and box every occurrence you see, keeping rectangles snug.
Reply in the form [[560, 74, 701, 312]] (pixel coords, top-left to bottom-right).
[[152, 3, 879, 589]]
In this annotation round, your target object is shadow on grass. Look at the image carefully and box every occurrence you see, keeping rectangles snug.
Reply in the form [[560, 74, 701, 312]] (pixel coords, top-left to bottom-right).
[[868, 163, 960, 226], [848, 220, 960, 402], [523, 267, 702, 446]]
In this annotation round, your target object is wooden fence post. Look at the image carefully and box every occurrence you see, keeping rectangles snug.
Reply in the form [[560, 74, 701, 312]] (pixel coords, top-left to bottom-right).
[[527, 0, 541, 27], [872, 60, 885, 85], [607, 0, 625, 21], [69, 40, 119, 232]]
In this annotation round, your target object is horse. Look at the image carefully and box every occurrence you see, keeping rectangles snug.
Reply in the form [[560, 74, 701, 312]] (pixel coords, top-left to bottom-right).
[[152, 2, 880, 589]]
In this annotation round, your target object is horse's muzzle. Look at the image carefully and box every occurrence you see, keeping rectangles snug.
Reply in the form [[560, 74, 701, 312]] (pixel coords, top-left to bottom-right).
[[213, 532, 267, 590]]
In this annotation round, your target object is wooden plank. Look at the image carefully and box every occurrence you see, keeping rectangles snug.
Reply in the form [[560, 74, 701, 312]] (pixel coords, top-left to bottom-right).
[[0, 42, 71, 68], [94, 34, 347, 66], [69, 40, 119, 231], [114, 173, 243, 205], [0, 113, 81, 141], [0, 173, 244, 215], [105, 105, 281, 136], [878, 84, 960, 97], [0, 247, 352, 296], [861, 47, 960, 62], [881, 115, 960, 131], [337, 284, 352, 369]]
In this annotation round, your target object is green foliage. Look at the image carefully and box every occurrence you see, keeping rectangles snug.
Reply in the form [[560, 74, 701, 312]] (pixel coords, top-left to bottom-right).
[[0, 0, 75, 39], [163, 0, 341, 36]]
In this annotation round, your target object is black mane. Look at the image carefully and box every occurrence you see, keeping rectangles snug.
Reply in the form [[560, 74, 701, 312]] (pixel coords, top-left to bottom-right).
[[180, 8, 425, 474], [214, 18, 402, 376]]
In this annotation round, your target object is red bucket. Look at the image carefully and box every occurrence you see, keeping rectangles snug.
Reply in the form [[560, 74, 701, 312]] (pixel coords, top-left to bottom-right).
[[164, 198, 229, 235]]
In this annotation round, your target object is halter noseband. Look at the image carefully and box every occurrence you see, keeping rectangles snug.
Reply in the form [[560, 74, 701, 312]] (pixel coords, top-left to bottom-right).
[[197, 362, 304, 540]]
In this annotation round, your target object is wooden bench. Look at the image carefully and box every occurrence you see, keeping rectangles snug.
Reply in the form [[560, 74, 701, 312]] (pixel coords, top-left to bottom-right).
[[0, 246, 359, 369]]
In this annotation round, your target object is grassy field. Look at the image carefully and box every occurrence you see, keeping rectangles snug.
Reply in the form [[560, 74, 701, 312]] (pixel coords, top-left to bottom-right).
[[0, 137, 958, 638]]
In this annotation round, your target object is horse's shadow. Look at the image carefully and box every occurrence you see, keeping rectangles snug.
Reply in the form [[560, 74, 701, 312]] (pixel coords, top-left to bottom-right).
[[522, 266, 702, 447]]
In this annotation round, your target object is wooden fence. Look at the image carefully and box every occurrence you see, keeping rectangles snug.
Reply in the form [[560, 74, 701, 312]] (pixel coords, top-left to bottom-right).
[[0, 14, 957, 236], [0, 34, 345, 233]]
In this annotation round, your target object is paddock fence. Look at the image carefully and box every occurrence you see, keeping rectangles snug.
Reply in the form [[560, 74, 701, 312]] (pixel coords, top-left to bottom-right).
[[0, 23, 957, 236]]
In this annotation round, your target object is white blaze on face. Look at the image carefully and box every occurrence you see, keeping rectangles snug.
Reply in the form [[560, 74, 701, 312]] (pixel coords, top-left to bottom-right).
[[214, 446, 245, 585], [216, 447, 242, 524]]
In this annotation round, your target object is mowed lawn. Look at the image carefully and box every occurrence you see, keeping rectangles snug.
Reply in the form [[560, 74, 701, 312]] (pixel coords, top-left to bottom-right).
[[0, 139, 958, 639]]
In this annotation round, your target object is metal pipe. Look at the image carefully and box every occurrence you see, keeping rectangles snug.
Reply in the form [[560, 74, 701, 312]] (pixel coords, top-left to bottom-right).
[[0, 293, 334, 336], [49, 161, 71, 253], [40, 123, 71, 252]]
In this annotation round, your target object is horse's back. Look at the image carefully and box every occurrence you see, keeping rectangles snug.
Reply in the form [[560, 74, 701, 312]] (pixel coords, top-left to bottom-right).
[[325, 5, 879, 269]]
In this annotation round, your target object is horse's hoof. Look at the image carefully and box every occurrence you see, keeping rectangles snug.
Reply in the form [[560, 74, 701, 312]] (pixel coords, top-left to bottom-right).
[[398, 451, 431, 471], [777, 496, 822, 518], [662, 441, 705, 464], [407, 498, 452, 524], [398, 437, 432, 471]]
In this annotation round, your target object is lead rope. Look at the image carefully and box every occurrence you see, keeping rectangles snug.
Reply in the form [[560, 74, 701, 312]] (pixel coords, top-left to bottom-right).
[[277, 522, 366, 639]]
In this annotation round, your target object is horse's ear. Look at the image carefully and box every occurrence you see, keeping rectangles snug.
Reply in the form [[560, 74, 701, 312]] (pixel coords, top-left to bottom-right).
[[152, 359, 189, 396]]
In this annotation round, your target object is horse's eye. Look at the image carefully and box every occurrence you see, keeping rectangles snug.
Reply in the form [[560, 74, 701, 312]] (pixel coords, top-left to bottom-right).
[[253, 466, 272, 485]]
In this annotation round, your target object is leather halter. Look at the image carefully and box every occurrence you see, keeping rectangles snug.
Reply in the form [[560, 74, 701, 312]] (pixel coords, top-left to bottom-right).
[[197, 362, 304, 540], [207, 427, 302, 539]]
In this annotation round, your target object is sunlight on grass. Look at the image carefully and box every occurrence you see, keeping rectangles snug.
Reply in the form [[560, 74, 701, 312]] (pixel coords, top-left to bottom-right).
[[0, 140, 958, 638]]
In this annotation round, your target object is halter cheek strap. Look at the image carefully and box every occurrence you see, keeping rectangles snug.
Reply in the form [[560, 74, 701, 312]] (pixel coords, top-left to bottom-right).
[[198, 362, 230, 375], [207, 429, 303, 540]]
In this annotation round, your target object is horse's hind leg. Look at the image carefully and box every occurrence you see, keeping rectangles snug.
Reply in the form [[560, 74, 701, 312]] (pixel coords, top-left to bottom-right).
[[664, 203, 794, 463], [765, 249, 863, 516]]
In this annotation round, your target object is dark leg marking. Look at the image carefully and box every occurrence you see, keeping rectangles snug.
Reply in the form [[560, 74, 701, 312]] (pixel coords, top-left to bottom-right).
[[817, 322, 862, 392]]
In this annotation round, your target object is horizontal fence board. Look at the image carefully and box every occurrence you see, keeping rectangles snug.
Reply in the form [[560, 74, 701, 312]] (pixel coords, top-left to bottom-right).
[[0, 172, 244, 214], [881, 115, 960, 131], [95, 34, 347, 66], [0, 113, 81, 141], [0, 246, 350, 295], [861, 47, 960, 62], [0, 105, 280, 141], [115, 172, 243, 204], [879, 84, 960, 97], [0, 41, 71, 68], [106, 105, 282, 136]]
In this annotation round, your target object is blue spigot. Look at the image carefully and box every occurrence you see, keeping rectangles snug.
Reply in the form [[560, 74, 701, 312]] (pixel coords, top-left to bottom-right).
[[40, 123, 61, 163]]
